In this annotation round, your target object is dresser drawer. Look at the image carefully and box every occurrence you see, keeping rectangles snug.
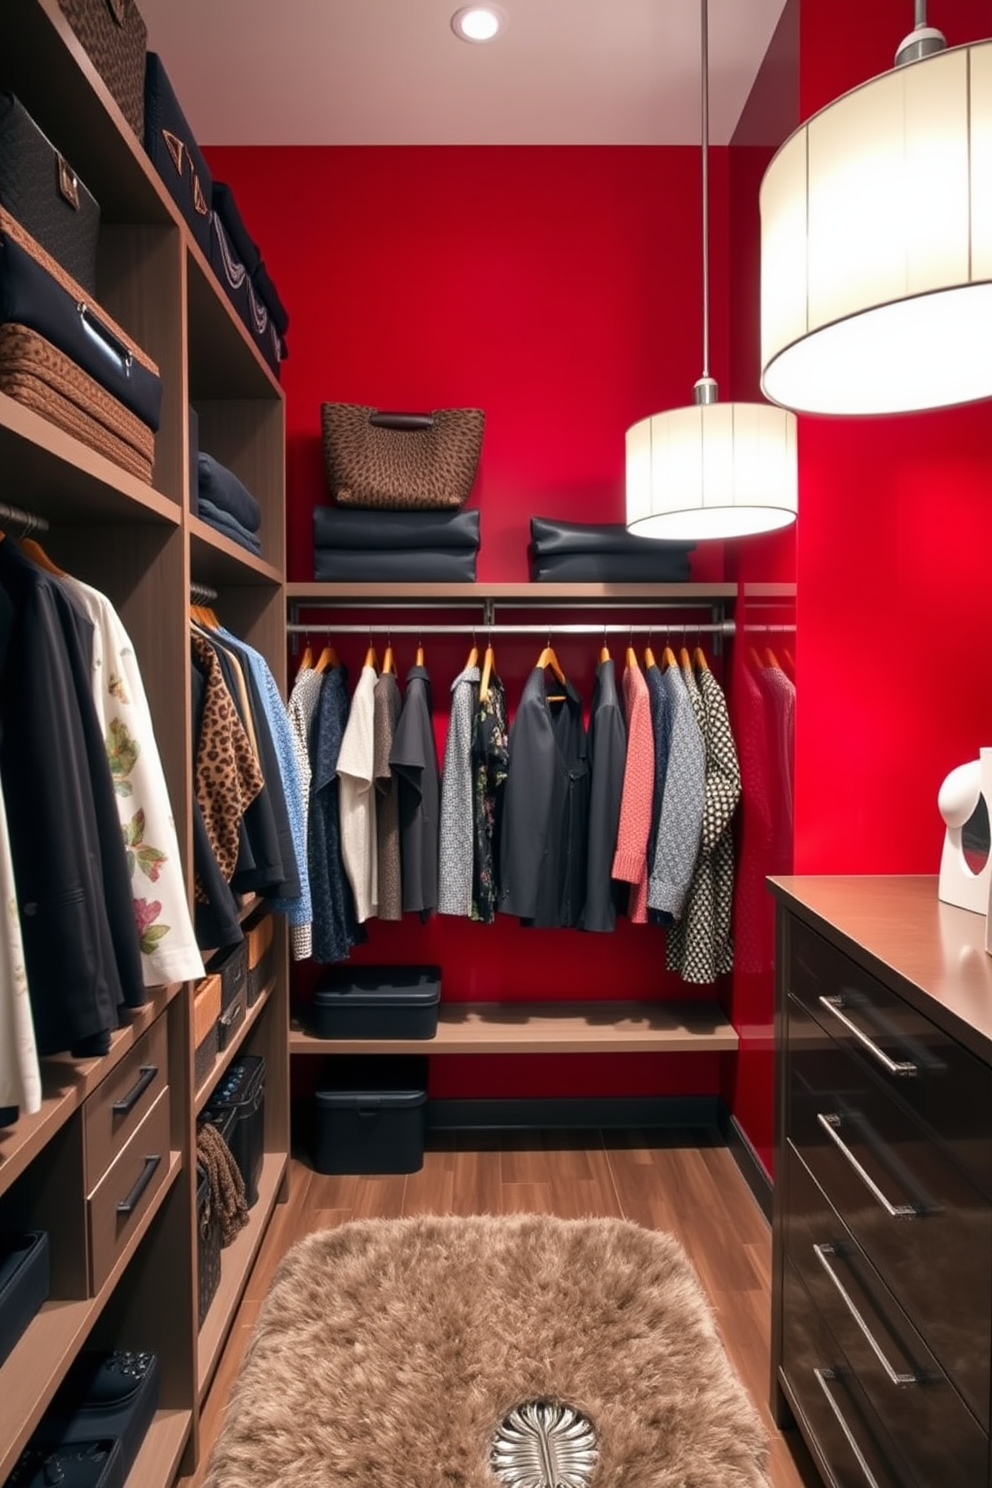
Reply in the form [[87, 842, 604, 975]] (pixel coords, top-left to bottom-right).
[[788, 995, 992, 1425], [781, 1260, 913, 1488], [788, 917, 992, 1195], [785, 1143, 990, 1470], [87, 1085, 171, 1294], [83, 1014, 168, 1190]]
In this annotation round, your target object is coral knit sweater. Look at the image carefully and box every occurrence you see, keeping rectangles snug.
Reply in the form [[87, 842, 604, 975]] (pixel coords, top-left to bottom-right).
[[611, 660, 655, 922]]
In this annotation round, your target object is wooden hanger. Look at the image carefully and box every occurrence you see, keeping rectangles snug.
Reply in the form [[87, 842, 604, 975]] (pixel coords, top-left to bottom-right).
[[662, 644, 678, 669], [480, 643, 495, 704], [364, 644, 378, 669], [382, 643, 395, 675], [599, 643, 611, 664], [679, 645, 693, 671], [538, 643, 567, 702], [297, 643, 314, 673], [315, 643, 338, 673], [415, 643, 425, 667], [191, 603, 220, 629], [466, 642, 479, 670], [693, 645, 710, 673], [20, 536, 65, 576], [644, 643, 657, 668], [766, 647, 781, 669], [625, 644, 639, 671], [784, 647, 796, 674]]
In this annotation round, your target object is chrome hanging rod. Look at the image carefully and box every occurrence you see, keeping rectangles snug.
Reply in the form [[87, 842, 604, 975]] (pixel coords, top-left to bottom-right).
[[287, 620, 736, 638], [0, 500, 49, 536]]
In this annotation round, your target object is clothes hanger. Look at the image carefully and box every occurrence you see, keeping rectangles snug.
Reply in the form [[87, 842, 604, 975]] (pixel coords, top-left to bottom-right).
[[662, 643, 678, 669], [20, 535, 65, 576], [480, 641, 495, 704], [297, 642, 314, 674], [415, 642, 425, 667], [766, 647, 781, 669], [644, 641, 657, 668], [466, 640, 479, 670], [693, 644, 710, 672], [599, 627, 611, 664], [625, 641, 640, 671], [315, 642, 338, 673], [679, 644, 693, 671], [364, 643, 378, 669], [538, 642, 567, 702], [784, 647, 796, 674], [382, 641, 395, 675]]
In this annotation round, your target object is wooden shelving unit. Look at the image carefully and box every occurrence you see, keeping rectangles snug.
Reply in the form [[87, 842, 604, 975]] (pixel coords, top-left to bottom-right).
[[291, 1001, 738, 1056], [0, 3, 289, 1483]]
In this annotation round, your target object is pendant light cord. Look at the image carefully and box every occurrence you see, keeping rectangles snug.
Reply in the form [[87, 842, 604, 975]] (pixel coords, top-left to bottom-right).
[[700, 0, 710, 382]]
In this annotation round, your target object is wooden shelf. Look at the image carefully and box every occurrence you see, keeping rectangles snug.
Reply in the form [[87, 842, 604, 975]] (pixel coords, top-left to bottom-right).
[[196, 1151, 288, 1402], [189, 517, 283, 588], [0, 1153, 182, 1485], [0, 394, 181, 526], [126, 1409, 192, 1488], [194, 982, 275, 1117], [290, 1000, 738, 1056], [287, 581, 738, 605], [187, 250, 283, 401]]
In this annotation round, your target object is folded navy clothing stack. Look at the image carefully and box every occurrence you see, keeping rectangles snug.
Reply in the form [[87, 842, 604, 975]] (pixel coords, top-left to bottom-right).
[[198, 452, 263, 556], [313, 506, 480, 581], [529, 517, 694, 581]]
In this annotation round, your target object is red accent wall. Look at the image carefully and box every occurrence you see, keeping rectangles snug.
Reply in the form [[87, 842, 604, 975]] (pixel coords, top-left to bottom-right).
[[205, 143, 734, 1101], [794, 0, 992, 880]]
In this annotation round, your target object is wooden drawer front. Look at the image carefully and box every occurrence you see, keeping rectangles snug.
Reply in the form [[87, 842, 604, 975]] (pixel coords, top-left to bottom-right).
[[781, 1261, 913, 1488], [788, 917, 992, 1195], [786, 1144, 990, 1469], [83, 1013, 168, 1190], [788, 996, 992, 1424], [87, 1085, 170, 1294]]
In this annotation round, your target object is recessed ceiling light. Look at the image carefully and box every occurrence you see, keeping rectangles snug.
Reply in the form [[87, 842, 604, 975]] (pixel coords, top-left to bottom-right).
[[451, 5, 508, 43]]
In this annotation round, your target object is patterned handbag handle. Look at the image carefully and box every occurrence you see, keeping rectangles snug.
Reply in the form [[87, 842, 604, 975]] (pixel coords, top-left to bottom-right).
[[369, 411, 434, 431]]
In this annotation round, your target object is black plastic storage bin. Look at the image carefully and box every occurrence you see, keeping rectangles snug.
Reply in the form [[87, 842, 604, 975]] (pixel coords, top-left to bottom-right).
[[204, 1055, 265, 1208], [314, 1056, 428, 1176], [312, 966, 440, 1040], [0, 1230, 49, 1368]]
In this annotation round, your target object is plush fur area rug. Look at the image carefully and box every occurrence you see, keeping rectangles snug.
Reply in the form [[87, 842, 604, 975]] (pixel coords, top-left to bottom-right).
[[204, 1214, 769, 1488]]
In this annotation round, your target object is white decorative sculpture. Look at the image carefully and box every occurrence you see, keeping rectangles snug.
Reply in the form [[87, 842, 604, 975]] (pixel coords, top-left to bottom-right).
[[937, 749, 992, 917]]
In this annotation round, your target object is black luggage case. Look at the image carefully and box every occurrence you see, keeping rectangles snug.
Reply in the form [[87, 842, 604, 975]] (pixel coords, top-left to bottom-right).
[[0, 93, 100, 293], [312, 965, 440, 1040]]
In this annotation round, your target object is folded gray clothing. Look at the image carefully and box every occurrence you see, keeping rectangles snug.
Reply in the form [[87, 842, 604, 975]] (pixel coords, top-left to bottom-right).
[[314, 547, 477, 582], [530, 550, 692, 582], [313, 505, 480, 551], [531, 515, 695, 560], [198, 452, 263, 532], [199, 500, 263, 555]]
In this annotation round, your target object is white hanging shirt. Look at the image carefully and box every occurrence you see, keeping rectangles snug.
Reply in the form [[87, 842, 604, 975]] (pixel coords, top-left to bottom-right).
[[0, 783, 41, 1114], [337, 664, 379, 923], [62, 577, 205, 986]]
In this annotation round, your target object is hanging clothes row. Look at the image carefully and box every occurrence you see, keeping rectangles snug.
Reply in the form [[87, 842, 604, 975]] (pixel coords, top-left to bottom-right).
[[290, 634, 741, 985], [0, 522, 203, 1125], [189, 599, 311, 958]]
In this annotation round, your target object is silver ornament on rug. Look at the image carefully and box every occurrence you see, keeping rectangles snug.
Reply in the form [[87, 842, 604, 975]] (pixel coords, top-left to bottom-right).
[[490, 1400, 598, 1488]]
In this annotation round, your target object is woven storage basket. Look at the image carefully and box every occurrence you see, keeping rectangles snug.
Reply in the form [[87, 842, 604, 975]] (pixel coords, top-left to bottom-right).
[[320, 403, 484, 510], [0, 324, 154, 482], [57, 0, 148, 138]]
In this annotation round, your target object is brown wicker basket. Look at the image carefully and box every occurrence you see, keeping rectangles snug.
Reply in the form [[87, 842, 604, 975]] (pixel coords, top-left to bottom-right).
[[321, 403, 484, 510]]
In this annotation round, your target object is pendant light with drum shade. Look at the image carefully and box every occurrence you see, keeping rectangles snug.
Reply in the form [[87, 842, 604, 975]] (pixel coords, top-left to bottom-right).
[[625, 0, 798, 543], [760, 3, 992, 417]]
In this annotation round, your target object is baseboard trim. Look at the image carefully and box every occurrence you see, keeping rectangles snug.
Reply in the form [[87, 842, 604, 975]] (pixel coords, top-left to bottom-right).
[[718, 1107, 773, 1222], [426, 1094, 722, 1132]]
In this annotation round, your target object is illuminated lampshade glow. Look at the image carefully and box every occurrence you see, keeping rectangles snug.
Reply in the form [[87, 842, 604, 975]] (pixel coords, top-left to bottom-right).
[[760, 40, 992, 416]]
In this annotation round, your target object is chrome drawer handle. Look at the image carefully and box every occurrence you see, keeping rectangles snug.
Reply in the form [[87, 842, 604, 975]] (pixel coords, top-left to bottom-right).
[[116, 1154, 161, 1215], [817, 996, 917, 1077], [813, 1245, 918, 1386], [813, 1369, 884, 1488], [816, 1114, 919, 1219], [111, 1064, 157, 1116]]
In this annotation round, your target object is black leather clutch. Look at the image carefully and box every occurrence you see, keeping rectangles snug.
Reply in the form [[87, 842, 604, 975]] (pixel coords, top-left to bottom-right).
[[0, 94, 99, 293], [313, 505, 481, 552], [5, 1439, 124, 1488], [0, 1231, 50, 1369], [143, 54, 212, 260]]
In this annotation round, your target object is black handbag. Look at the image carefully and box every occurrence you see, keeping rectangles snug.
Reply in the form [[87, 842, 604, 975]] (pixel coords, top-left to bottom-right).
[[143, 54, 212, 260], [0, 209, 162, 431], [5, 1439, 124, 1488], [0, 94, 99, 293]]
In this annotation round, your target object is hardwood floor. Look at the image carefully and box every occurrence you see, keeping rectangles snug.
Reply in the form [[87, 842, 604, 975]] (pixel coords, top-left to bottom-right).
[[179, 1130, 819, 1488]]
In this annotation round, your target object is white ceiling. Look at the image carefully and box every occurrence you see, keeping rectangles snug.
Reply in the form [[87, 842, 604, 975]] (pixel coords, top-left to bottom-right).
[[139, 0, 790, 147]]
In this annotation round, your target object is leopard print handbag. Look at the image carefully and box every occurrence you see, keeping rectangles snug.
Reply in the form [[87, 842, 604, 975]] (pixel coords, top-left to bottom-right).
[[321, 403, 484, 510]]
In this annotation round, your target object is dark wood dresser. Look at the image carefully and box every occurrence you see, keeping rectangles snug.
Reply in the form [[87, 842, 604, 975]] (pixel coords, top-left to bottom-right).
[[769, 875, 992, 1488]]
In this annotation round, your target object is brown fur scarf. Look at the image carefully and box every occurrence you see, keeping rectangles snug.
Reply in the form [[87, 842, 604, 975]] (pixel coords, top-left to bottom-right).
[[196, 1122, 248, 1246]]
